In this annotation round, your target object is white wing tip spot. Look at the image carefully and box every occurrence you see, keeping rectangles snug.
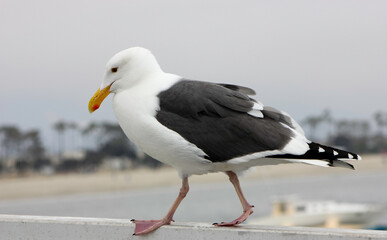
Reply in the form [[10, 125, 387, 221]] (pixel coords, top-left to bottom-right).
[[318, 147, 325, 153], [253, 102, 264, 110], [248, 109, 264, 118], [333, 150, 339, 156], [348, 154, 354, 159]]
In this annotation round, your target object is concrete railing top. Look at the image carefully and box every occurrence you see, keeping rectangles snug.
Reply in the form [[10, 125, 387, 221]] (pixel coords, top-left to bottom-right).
[[0, 214, 386, 240]]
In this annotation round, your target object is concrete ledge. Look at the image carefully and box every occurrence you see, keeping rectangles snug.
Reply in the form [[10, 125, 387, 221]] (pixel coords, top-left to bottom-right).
[[0, 214, 386, 240]]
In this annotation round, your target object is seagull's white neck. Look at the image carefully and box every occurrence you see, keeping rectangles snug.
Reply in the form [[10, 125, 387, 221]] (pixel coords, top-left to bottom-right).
[[113, 72, 181, 117], [112, 72, 182, 152]]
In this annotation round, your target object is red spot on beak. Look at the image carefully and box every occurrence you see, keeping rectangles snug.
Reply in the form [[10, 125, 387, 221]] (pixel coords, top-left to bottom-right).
[[93, 105, 100, 111]]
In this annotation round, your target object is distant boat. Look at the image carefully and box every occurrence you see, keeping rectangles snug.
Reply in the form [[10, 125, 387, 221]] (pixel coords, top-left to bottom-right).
[[248, 196, 385, 229]]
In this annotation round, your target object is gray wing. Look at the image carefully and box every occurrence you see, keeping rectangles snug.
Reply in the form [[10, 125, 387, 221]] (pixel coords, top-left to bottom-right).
[[156, 79, 296, 162], [157, 80, 256, 118]]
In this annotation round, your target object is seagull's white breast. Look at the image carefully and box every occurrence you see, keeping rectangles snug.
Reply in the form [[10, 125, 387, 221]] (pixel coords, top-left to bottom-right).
[[112, 73, 212, 177]]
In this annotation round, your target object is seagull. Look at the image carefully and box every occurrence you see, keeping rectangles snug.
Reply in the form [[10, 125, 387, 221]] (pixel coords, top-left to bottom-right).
[[88, 47, 360, 235]]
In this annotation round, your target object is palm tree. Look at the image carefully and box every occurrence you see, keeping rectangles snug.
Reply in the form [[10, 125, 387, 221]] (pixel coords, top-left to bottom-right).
[[23, 130, 45, 160], [67, 122, 79, 152], [0, 126, 22, 159], [374, 111, 387, 152], [303, 116, 324, 141], [82, 122, 101, 149], [374, 111, 387, 136], [53, 121, 67, 158]]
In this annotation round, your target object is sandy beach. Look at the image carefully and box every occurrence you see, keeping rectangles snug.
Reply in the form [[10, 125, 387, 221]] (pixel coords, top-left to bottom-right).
[[0, 154, 386, 200]]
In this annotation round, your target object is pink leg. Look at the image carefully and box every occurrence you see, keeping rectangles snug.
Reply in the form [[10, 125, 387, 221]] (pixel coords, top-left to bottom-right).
[[214, 171, 254, 227], [131, 177, 189, 235]]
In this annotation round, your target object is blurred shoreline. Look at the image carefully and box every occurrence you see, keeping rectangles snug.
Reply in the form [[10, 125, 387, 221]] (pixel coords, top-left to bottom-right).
[[0, 154, 386, 201]]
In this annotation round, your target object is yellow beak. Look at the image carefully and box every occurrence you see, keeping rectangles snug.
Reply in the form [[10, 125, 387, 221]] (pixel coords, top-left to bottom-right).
[[88, 85, 112, 113]]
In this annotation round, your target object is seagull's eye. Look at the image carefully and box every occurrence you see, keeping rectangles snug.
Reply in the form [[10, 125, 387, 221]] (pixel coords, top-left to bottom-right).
[[111, 67, 118, 73]]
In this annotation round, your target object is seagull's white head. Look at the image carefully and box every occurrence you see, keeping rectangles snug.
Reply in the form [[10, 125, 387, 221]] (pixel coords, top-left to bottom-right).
[[88, 47, 162, 113]]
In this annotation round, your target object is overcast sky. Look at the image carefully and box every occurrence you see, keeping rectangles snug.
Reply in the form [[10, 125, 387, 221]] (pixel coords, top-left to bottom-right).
[[1, 0, 386, 148]]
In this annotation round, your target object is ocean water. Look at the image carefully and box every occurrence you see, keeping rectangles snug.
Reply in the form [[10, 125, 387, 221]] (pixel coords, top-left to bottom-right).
[[0, 171, 386, 226]]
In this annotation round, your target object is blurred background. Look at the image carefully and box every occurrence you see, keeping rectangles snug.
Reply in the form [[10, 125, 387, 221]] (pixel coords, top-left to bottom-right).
[[0, 0, 387, 230]]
